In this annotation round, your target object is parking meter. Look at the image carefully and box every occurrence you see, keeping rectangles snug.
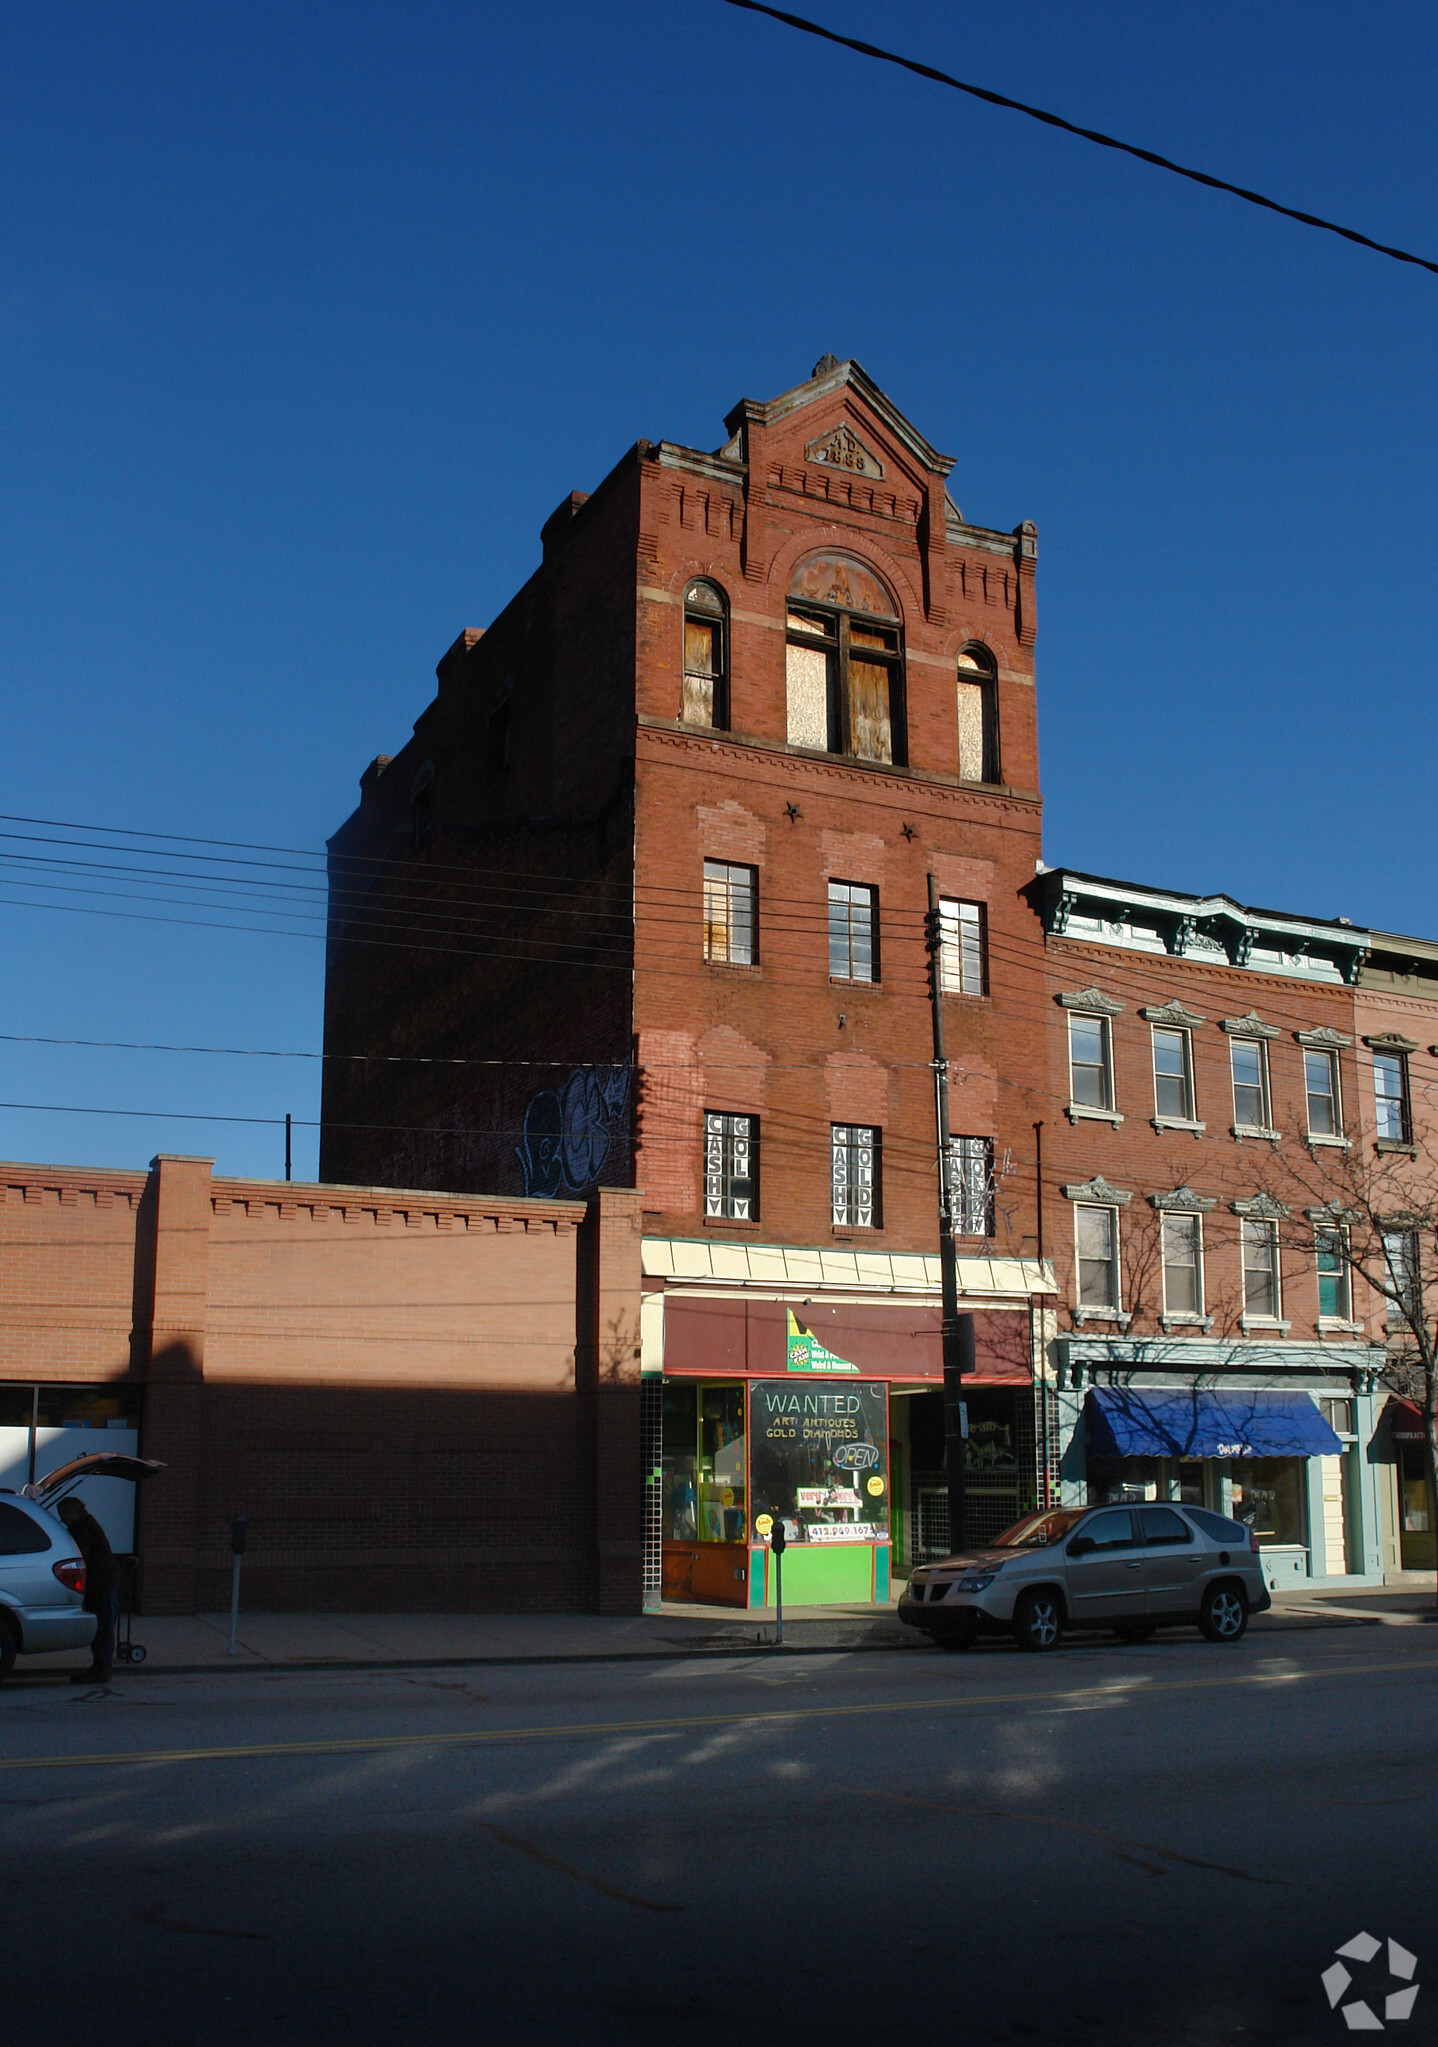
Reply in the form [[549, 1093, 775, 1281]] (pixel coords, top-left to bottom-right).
[[770, 1519, 787, 1556], [228, 1514, 247, 1655]]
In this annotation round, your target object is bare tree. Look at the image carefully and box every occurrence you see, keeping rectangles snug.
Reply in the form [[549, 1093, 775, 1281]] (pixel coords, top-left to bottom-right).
[[1253, 1138, 1438, 1604]]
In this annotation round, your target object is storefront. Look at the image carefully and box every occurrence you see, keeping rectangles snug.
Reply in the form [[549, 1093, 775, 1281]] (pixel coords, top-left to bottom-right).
[[645, 1239, 1052, 1608], [1053, 1336, 1387, 1587], [1384, 1398, 1435, 1571]]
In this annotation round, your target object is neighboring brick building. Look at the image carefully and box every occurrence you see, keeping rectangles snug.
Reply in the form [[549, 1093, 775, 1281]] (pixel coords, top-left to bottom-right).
[[1037, 867, 1395, 1586], [321, 357, 1054, 1607], [0, 1155, 642, 1614]]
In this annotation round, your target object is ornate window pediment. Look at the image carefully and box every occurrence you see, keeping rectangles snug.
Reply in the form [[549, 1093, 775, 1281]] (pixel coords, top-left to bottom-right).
[[1295, 1025, 1352, 1050], [1232, 1193, 1290, 1220], [1057, 986, 1125, 1016], [1062, 1175, 1132, 1207], [803, 423, 885, 479], [1304, 1202, 1360, 1225], [1140, 1000, 1206, 1029], [1221, 1010, 1280, 1040], [1149, 1185, 1216, 1213], [1364, 1031, 1419, 1054]]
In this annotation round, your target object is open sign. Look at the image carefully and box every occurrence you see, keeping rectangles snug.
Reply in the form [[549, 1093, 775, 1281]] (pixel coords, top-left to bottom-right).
[[832, 1442, 880, 1472]]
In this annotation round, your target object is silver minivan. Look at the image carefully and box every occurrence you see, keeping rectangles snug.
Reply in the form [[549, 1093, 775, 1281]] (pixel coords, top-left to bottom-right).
[[898, 1502, 1272, 1652], [0, 1492, 96, 1681]]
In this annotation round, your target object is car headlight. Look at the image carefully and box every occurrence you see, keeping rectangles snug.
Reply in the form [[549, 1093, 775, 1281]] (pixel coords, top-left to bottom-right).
[[957, 1573, 997, 1592]]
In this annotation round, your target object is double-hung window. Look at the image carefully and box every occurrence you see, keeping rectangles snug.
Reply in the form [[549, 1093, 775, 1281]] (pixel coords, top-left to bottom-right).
[[1069, 1014, 1113, 1112], [704, 1112, 756, 1221], [1315, 1228, 1350, 1321], [1304, 1049, 1341, 1139], [1242, 1221, 1281, 1320], [829, 881, 877, 982], [832, 1124, 880, 1228], [703, 861, 755, 965], [1161, 1213, 1203, 1317], [947, 1135, 994, 1237], [1075, 1205, 1119, 1311], [1374, 1052, 1411, 1143], [1383, 1230, 1420, 1329], [1151, 1027, 1194, 1121], [1230, 1039, 1270, 1131], [938, 899, 986, 996]]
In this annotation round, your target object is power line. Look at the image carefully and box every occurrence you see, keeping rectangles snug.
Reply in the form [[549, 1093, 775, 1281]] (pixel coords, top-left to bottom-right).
[[721, 0, 1438, 278]]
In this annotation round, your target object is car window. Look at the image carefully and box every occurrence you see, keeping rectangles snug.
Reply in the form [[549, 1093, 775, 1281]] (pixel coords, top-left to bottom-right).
[[1137, 1506, 1192, 1547], [1184, 1506, 1246, 1543], [0, 1501, 52, 1555], [1072, 1509, 1136, 1553], [993, 1508, 1088, 1548]]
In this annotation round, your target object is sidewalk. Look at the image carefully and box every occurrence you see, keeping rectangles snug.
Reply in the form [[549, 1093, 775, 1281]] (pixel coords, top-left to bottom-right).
[[8, 1583, 1435, 1682]]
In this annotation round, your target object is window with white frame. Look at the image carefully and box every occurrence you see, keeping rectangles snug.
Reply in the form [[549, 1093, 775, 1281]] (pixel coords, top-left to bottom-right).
[[947, 1135, 994, 1237], [702, 860, 755, 965], [1304, 1048, 1341, 1138], [1161, 1212, 1203, 1317], [1374, 1051, 1411, 1143], [1152, 1026, 1194, 1121], [1075, 1205, 1119, 1310], [828, 881, 877, 982], [1383, 1229, 1420, 1328], [1068, 1013, 1113, 1111], [831, 1124, 880, 1228], [704, 1112, 756, 1220], [1230, 1038, 1270, 1130], [938, 898, 986, 996], [1241, 1220, 1281, 1319], [1315, 1227, 1350, 1320]]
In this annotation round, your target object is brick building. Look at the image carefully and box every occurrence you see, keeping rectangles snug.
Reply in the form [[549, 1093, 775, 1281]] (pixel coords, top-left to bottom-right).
[[0, 1155, 642, 1614], [321, 357, 1054, 1607]]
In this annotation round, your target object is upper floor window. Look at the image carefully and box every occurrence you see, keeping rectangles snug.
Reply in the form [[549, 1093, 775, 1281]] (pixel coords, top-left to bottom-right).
[[1161, 1213, 1203, 1317], [829, 880, 877, 983], [1315, 1228, 1350, 1321], [785, 554, 904, 765], [683, 581, 728, 729], [1068, 1013, 1113, 1112], [938, 898, 986, 996], [1230, 1038, 1270, 1132], [1304, 1049, 1342, 1139], [947, 1135, 994, 1237], [1152, 1027, 1194, 1122], [832, 1124, 880, 1229], [955, 645, 999, 782], [1374, 1050, 1411, 1143], [1075, 1205, 1120, 1310], [1241, 1220, 1281, 1320], [1383, 1229, 1420, 1328], [704, 1112, 756, 1220], [703, 860, 755, 965]]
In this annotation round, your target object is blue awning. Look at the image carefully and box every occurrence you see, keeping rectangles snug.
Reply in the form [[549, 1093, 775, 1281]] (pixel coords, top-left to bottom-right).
[[1085, 1388, 1343, 1460]]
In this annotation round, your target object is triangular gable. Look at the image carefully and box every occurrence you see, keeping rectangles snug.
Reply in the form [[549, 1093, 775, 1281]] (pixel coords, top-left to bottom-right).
[[723, 357, 954, 483]]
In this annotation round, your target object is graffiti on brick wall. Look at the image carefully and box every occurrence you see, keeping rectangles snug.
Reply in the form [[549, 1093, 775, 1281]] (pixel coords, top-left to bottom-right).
[[516, 1062, 631, 1198]]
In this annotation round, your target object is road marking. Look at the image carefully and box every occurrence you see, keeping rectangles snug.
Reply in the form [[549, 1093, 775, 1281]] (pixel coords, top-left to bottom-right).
[[1, 1654, 1434, 1776], [477, 1821, 682, 1913]]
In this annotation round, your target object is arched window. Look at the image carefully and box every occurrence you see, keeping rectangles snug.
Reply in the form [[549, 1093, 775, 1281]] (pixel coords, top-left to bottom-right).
[[785, 553, 904, 765], [682, 580, 728, 729], [956, 645, 999, 783]]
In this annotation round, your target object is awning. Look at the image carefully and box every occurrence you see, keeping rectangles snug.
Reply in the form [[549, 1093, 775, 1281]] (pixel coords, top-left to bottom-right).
[[1086, 1388, 1342, 1460], [1385, 1397, 1428, 1444]]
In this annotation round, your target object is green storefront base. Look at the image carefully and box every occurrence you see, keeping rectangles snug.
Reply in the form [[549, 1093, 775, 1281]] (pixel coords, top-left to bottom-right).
[[747, 1541, 891, 1608]]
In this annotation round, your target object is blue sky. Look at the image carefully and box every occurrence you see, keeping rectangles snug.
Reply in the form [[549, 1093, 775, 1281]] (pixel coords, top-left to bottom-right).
[[3, 0, 1436, 1178]]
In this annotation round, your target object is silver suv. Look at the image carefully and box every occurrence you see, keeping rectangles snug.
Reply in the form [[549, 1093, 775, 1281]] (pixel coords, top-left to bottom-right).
[[0, 1492, 96, 1682], [898, 1502, 1272, 1652]]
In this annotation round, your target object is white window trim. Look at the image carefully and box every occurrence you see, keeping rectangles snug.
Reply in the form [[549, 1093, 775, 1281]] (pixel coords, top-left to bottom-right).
[[1240, 1218, 1284, 1329], [1067, 1013, 1120, 1127], [1302, 1046, 1346, 1145], [1073, 1202, 1126, 1322], [1150, 1023, 1197, 1127], [1159, 1211, 1206, 1325]]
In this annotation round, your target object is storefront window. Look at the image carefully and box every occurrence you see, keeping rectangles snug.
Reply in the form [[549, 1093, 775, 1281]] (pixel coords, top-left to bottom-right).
[[663, 1381, 747, 1543], [662, 1381, 698, 1541], [1227, 1458, 1305, 1546], [1399, 1444, 1435, 1570], [748, 1380, 888, 1544]]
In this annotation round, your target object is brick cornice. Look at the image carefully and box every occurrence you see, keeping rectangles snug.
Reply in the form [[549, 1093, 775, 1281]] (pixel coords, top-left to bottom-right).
[[635, 718, 1041, 812]]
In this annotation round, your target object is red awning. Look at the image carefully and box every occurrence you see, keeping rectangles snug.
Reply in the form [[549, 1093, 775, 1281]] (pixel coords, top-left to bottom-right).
[[1386, 1397, 1428, 1443], [661, 1294, 1032, 1383]]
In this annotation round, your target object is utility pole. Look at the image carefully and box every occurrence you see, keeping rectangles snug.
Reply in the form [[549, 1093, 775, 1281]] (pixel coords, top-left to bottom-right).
[[285, 1113, 292, 1184], [926, 876, 970, 1555]]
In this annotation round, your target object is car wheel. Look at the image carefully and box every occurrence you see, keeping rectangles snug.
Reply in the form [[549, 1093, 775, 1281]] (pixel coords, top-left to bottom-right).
[[0, 1620, 17, 1685], [1012, 1589, 1063, 1653], [1115, 1624, 1155, 1643], [1199, 1582, 1248, 1643]]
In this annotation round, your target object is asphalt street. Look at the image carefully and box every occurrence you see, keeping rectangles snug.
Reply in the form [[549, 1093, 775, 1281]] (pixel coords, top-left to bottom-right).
[[3, 1625, 1434, 2046]]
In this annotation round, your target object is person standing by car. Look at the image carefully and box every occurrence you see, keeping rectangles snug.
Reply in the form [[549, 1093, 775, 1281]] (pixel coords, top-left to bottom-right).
[[56, 1496, 117, 1683]]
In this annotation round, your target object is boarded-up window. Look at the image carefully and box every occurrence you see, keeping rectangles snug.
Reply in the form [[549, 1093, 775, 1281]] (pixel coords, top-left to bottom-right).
[[786, 611, 834, 749], [848, 623, 893, 764], [786, 559, 903, 763], [956, 646, 998, 781], [683, 582, 727, 727]]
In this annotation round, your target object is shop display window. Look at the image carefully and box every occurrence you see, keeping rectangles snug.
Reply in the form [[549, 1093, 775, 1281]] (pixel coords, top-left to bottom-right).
[[662, 1381, 747, 1544], [1227, 1458, 1305, 1547], [748, 1380, 888, 1543]]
